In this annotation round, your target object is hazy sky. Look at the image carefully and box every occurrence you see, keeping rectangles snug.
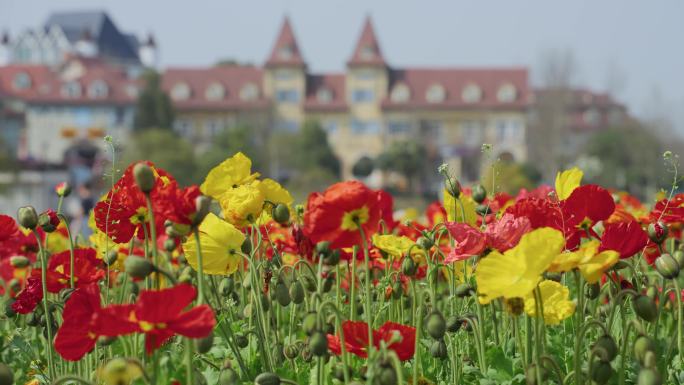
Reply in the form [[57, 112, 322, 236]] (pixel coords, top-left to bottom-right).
[[2, 0, 683, 132]]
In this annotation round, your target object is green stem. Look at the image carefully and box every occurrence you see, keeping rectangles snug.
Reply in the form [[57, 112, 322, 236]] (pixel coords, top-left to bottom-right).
[[193, 231, 205, 304], [357, 225, 374, 352], [144, 194, 160, 289], [57, 214, 76, 289], [674, 279, 683, 356], [34, 230, 56, 381]]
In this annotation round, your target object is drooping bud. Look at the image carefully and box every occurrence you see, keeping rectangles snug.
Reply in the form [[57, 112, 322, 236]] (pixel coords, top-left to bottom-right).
[[254, 372, 281, 385], [425, 311, 447, 339], [429, 339, 448, 359], [124, 256, 155, 279], [271, 203, 290, 225], [585, 282, 601, 299], [308, 332, 328, 356], [632, 295, 657, 322], [445, 178, 461, 198], [274, 282, 291, 307], [475, 204, 492, 216], [472, 184, 487, 204], [9, 256, 30, 268], [401, 257, 417, 277], [673, 250, 684, 268], [0, 363, 14, 385], [416, 236, 433, 250], [241, 238, 252, 255], [637, 368, 662, 385], [55, 181, 71, 197], [591, 360, 613, 384], [593, 335, 618, 362], [633, 335, 657, 364], [193, 195, 212, 227], [219, 277, 234, 296], [195, 333, 214, 354], [654, 253, 680, 279], [234, 334, 248, 348], [133, 162, 155, 193], [446, 315, 462, 333], [647, 222, 668, 244], [218, 368, 239, 385], [17, 206, 38, 230], [38, 209, 60, 233], [301, 312, 318, 336], [289, 281, 305, 304]]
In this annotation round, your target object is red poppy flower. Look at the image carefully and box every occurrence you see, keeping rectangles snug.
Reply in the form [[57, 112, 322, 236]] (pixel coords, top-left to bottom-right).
[[11, 276, 42, 314], [94, 161, 176, 244], [39, 209, 60, 231], [485, 213, 531, 252], [444, 222, 486, 263], [54, 284, 102, 361], [0, 214, 18, 242], [303, 181, 387, 249], [650, 193, 684, 224], [562, 185, 615, 228], [599, 221, 648, 259], [327, 320, 416, 361], [425, 201, 447, 227], [94, 284, 215, 353], [45, 248, 105, 292], [505, 197, 562, 230], [161, 184, 202, 227]]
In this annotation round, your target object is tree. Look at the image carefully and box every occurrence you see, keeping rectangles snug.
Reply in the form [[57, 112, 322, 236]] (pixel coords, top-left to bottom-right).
[[197, 124, 266, 179], [376, 141, 427, 193], [291, 120, 340, 178], [482, 161, 536, 195], [352, 156, 375, 178], [122, 129, 196, 185], [133, 70, 175, 131]]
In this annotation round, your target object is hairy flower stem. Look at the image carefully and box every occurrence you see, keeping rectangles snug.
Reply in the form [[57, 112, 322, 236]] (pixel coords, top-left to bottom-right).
[[357, 225, 374, 352], [34, 230, 56, 380], [573, 271, 585, 385], [674, 279, 683, 356], [193, 231, 205, 304], [144, 195, 160, 290], [185, 338, 194, 385]]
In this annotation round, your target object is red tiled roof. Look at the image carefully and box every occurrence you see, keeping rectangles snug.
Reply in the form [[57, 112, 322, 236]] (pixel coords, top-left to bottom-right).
[[0, 61, 139, 105], [382, 67, 529, 110], [162, 65, 269, 111], [533, 88, 624, 108], [304, 73, 347, 112], [265, 17, 306, 68], [347, 16, 386, 67]]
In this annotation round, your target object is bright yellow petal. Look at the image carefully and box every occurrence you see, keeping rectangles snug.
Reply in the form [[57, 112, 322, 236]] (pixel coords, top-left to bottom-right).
[[182, 213, 245, 275], [218, 182, 266, 227], [200, 152, 260, 198], [524, 280, 576, 325], [555, 167, 583, 200], [372, 234, 415, 257], [444, 190, 478, 225], [258, 178, 294, 206], [579, 250, 619, 283]]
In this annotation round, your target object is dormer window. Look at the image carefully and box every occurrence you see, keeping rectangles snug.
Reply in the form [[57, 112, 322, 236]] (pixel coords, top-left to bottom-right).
[[240, 83, 259, 101], [317, 87, 333, 103], [88, 80, 109, 99], [125, 85, 139, 98], [462, 84, 482, 103], [360, 45, 375, 60], [279, 45, 294, 60], [13, 72, 32, 90], [497, 83, 517, 103], [61, 81, 82, 98], [205, 83, 225, 101], [171, 82, 191, 101], [426, 84, 446, 103], [390, 83, 410, 103]]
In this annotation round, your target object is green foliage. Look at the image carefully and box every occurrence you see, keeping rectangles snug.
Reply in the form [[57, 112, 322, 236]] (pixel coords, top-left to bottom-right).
[[133, 70, 175, 131], [121, 129, 196, 185], [376, 140, 428, 191], [482, 161, 536, 195], [291, 120, 340, 178], [198, 124, 266, 179]]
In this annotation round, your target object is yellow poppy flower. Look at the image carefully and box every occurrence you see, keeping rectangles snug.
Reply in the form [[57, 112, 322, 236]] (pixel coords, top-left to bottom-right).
[[524, 280, 576, 325], [200, 152, 260, 199], [548, 240, 619, 283], [444, 190, 478, 225], [555, 167, 583, 200], [259, 178, 293, 206], [97, 358, 144, 385], [182, 213, 245, 275], [218, 182, 266, 227], [372, 234, 415, 257], [476, 227, 565, 304]]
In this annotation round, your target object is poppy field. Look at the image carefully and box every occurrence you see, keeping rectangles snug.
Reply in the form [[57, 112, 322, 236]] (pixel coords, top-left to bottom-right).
[[1, 151, 684, 385]]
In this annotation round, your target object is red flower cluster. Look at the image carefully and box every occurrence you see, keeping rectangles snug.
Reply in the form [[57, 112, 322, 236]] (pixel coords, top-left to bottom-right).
[[327, 320, 416, 361]]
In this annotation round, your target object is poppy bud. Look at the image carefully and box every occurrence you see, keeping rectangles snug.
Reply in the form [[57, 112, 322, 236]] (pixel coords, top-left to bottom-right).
[[242, 304, 253, 319], [124, 256, 156, 279], [401, 257, 417, 277], [163, 238, 176, 253], [525, 364, 547, 385], [429, 339, 448, 359], [219, 277, 234, 296], [445, 178, 461, 199], [271, 204, 290, 225], [17, 206, 38, 230], [633, 335, 657, 364], [289, 281, 305, 304], [195, 333, 214, 354], [455, 283, 474, 298], [593, 335, 618, 362], [302, 312, 318, 336], [38, 209, 60, 233], [416, 236, 433, 250], [274, 282, 291, 307], [301, 274, 317, 292], [9, 255, 30, 268], [475, 204, 492, 216], [673, 250, 684, 268], [504, 297, 525, 316], [254, 372, 281, 385], [218, 368, 239, 385], [309, 332, 328, 356], [637, 368, 662, 385], [260, 293, 271, 312], [472, 184, 487, 204], [591, 360, 613, 384], [193, 195, 212, 227], [3, 300, 16, 318], [446, 315, 462, 333], [654, 253, 679, 279], [103, 250, 118, 266], [585, 282, 601, 299], [391, 281, 403, 299], [426, 311, 446, 339], [133, 163, 155, 193], [234, 334, 248, 348], [642, 351, 657, 369], [633, 295, 657, 322], [283, 344, 300, 360], [647, 222, 668, 244], [322, 275, 335, 293], [0, 363, 13, 385], [376, 365, 398, 385], [55, 181, 71, 197]]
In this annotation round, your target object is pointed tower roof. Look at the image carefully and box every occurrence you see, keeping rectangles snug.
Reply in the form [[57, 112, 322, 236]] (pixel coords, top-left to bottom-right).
[[265, 16, 306, 68], [347, 16, 386, 67]]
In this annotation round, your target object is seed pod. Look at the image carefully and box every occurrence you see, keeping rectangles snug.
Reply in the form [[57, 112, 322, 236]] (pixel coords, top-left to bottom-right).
[[593, 335, 618, 362], [633, 335, 657, 364], [637, 368, 662, 385], [17, 206, 38, 229], [289, 281, 305, 304], [234, 334, 248, 348], [376, 365, 398, 385], [0, 363, 14, 385], [401, 257, 417, 276], [218, 368, 239, 385], [472, 184, 487, 203], [654, 253, 680, 279], [219, 277, 234, 296], [274, 282, 291, 307], [429, 339, 448, 359], [647, 222, 668, 244], [309, 332, 328, 356], [302, 312, 318, 336], [195, 333, 214, 354], [585, 282, 601, 299], [133, 162, 155, 193], [254, 372, 281, 385], [633, 295, 657, 322], [591, 360, 613, 384], [124, 256, 155, 279], [271, 204, 290, 225], [426, 311, 447, 339], [455, 283, 474, 298]]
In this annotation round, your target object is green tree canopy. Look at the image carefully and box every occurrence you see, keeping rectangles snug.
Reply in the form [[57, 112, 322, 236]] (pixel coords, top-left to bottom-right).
[[376, 140, 427, 191], [122, 129, 196, 185], [133, 70, 175, 131], [291, 120, 340, 178], [197, 124, 266, 179]]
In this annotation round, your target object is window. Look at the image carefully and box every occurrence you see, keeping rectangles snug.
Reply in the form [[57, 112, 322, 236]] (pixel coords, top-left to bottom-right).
[[351, 119, 380, 134], [61, 81, 81, 98], [275, 69, 294, 80], [171, 82, 191, 101], [205, 83, 225, 101], [323, 120, 338, 134], [275, 120, 299, 132], [388, 121, 411, 134], [426, 84, 446, 103], [240, 83, 259, 101], [13, 72, 32, 90], [276, 89, 300, 103], [88, 80, 109, 99], [352, 89, 374, 103], [317, 88, 333, 103], [204, 119, 224, 137], [354, 70, 376, 80], [497, 83, 517, 103], [174, 119, 192, 137], [496, 120, 522, 142], [462, 84, 482, 103], [461, 120, 483, 146], [114, 107, 126, 125], [390, 83, 410, 103]]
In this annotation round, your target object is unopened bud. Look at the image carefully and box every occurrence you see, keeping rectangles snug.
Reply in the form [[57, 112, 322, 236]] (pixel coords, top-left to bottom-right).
[[133, 163, 155, 193], [124, 255, 155, 279], [55, 181, 72, 197], [472, 184, 487, 203], [633, 295, 657, 322], [647, 222, 668, 244], [0, 363, 14, 385], [254, 372, 280, 385], [193, 196, 212, 227], [195, 333, 214, 354], [9, 256, 30, 268], [38, 209, 60, 233], [654, 253, 680, 279], [17, 206, 38, 230], [271, 203, 290, 225]]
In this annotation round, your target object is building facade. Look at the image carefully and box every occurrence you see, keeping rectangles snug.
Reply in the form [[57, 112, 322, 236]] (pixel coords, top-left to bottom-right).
[[162, 17, 530, 184]]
